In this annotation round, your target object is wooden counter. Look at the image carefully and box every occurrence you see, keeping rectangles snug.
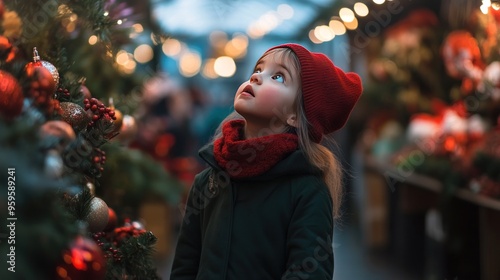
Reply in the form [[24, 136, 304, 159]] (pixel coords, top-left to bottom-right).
[[361, 155, 500, 280]]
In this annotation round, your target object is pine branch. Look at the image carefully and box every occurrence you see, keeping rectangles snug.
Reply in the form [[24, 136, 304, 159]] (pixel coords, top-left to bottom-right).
[[63, 185, 93, 220]]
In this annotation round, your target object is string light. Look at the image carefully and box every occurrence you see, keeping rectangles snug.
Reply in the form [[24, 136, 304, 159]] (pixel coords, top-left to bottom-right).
[[354, 3, 369, 17], [339, 8, 355, 22], [309, 29, 322, 44], [329, 19, 346, 35], [314, 25, 335, 42]]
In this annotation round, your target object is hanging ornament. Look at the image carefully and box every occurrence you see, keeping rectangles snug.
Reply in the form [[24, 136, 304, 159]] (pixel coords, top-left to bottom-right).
[[25, 65, 58, 109], [55, 235, 106, 280], [85, 197, 109, 233], [103, 207, 118, 232], [79, 79, 92, 99], [59, 102, 91, 133], [85, 182, 96, 196], [113, 115, 138, 144], [80, 84, 92, 99], [0, 70, 24, 119], [108, 98, 123, 135], [39, 120, 76, 142], [24, 49, 62, 116], [25, 48, 59, 90]]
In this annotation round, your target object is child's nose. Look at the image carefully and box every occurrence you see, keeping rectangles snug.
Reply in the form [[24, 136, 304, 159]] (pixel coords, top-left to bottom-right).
[[250, 72, 262, 84]]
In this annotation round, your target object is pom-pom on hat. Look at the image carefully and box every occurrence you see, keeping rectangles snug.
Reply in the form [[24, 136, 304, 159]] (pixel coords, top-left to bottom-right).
[[267, 43, 363, 143]]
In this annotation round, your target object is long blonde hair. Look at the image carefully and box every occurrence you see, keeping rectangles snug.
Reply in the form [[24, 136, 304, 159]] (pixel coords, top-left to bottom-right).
[[213, 48, 343, 218]]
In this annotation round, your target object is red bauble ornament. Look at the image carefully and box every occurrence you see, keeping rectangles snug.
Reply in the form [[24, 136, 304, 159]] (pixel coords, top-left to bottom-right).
[[55, 235, 106, 280], [59, 102, 91, 133], [80, 84, 92, 99], [85, 197, 109, 233], [0, 70, 24, 119], [0, 36, 12, 60], [24, 48, 59, 93], [103, 207, 118, 232]]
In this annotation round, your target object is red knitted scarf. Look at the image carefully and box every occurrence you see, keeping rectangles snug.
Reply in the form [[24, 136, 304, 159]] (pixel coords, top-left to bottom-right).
[[213, 120, 298, 179]]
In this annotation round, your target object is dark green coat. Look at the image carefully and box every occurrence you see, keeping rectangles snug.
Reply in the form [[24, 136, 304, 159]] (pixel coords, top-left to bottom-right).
[[171, 143, 334, 280]]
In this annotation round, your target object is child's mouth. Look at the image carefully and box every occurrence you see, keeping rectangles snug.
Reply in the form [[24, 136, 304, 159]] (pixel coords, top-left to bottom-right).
[[242, 85, 254, 97]]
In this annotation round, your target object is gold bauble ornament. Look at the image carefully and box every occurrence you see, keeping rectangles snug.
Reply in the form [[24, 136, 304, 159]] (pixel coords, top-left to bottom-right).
[[113, 114, 138, 144]]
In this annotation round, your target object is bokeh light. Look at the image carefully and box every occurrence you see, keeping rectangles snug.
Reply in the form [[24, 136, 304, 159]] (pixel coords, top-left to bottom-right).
[[354, 3, 369, 17], [134, 44, 154, 64], [179, 52, 201, 77], [214, 56, 236, 78], [162, 38, 182, 57]]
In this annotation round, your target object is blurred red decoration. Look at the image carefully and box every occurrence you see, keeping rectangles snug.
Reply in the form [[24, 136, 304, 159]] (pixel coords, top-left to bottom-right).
[[0, 70, 24, 119], [0, 0, 4, 21], [155, 133, 175, 157], [442, 30, 484, 94], [103, 207, 118, 232], [113, 220, 147, 244], [55, 235, 106, 280], [490, 6, 500, 23], [0, 35, 12, 60]]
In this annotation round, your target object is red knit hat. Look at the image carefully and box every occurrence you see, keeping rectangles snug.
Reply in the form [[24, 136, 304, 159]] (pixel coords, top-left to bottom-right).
[[266, 43, 363, 143]]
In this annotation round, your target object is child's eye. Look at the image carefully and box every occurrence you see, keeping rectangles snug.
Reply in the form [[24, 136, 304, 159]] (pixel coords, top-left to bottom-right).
[[272, 74, 284, 83], [253, 68, 261, 74]]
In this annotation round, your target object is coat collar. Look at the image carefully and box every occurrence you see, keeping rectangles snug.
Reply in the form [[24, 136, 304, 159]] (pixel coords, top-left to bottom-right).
[[198, 142, 322, 181]]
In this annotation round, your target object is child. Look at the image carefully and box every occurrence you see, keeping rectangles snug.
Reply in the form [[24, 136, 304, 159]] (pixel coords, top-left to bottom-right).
[[170, 43, 362, 280]]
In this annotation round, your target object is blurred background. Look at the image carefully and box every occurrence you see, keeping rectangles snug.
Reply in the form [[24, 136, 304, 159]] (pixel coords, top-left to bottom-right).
[[1, 0, 500, 279]]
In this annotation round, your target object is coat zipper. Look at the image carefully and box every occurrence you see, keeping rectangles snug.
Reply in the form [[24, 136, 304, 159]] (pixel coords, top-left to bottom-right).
[[222, 178, 235, 280]]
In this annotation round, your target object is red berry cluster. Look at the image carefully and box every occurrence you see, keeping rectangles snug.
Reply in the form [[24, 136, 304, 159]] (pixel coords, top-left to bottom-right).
[[113, 219, 147, 243], [83, 98, 117, 127], [92, 148, 106, 173], [56, 87, 70, 98], [92, 232, 123, 262], [92, 219, 147, 263]]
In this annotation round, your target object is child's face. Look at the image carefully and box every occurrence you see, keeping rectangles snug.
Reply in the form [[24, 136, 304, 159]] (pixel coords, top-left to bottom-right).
[[234, 50, 300, 130]]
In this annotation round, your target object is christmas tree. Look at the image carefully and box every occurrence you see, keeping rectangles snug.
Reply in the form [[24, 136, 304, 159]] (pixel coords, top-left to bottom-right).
[[0, 0, 183, 279]]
